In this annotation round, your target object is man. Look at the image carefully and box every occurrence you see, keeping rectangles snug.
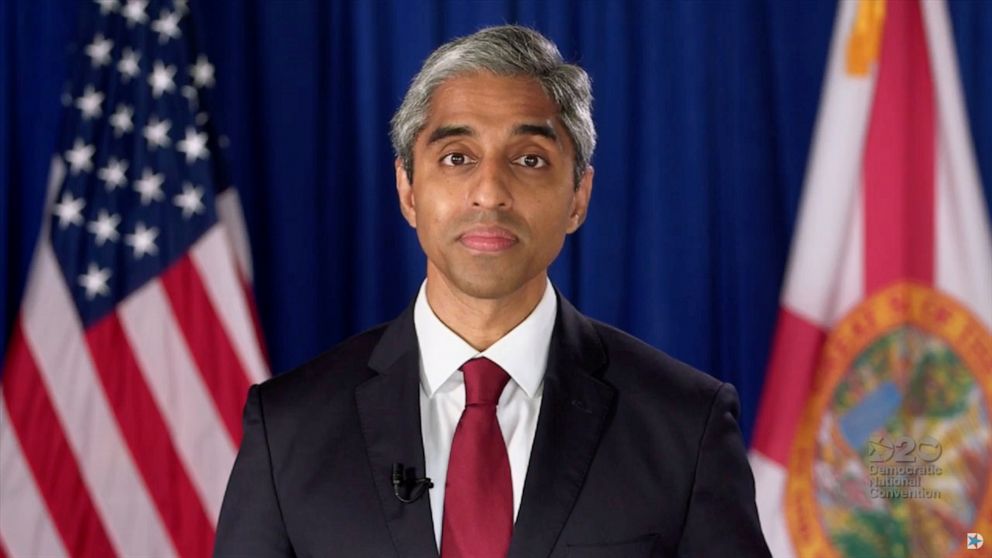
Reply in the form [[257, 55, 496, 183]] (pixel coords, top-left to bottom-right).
[[215, 25, 770, 558]]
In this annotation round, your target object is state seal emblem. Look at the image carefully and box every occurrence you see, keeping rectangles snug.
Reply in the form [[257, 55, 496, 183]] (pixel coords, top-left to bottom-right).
[[786, 282, 992, 557]]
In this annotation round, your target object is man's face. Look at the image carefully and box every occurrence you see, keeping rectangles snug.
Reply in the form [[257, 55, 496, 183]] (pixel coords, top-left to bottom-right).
[[396, 72, 593, 301]]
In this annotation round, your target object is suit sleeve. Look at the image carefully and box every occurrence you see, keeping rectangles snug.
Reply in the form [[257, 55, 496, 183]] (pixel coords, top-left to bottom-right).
[[677, 383, 771, 557], [214, 385, 295, 557]]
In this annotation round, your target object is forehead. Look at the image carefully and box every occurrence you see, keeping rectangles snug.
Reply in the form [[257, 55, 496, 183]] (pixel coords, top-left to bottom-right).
[[423, 72, 561, 132]]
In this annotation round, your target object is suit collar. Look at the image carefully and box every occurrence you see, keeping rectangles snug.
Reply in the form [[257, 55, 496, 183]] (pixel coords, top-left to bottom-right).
[[543, 290, 608, 381], [368, 297, 419, 375], [359, 299, 439, 557], [508, 291, 615, 558]]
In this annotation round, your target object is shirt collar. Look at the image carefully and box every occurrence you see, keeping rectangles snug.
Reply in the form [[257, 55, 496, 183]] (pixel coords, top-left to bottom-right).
[[413, 277, 557, 399]]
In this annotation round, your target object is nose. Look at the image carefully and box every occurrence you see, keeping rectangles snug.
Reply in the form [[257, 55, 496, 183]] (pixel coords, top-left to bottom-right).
[[468, 157, 512, 210]]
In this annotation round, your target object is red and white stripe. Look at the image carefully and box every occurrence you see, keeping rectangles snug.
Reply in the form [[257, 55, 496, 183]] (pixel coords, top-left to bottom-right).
[[749, 1, 992, 556], [0, 162, 268, 557]]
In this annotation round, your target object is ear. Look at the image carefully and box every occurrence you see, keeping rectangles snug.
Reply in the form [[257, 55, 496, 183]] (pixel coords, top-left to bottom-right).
[[566, 165, 594, 233], [395, 159, 417, 228]]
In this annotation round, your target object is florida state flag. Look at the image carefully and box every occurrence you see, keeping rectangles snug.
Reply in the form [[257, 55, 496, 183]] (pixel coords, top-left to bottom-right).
[[750, 1, 992, 556]]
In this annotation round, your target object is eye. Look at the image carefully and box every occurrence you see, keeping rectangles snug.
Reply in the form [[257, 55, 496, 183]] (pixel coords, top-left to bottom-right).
[[440, 152, 475, 166], [513, 154, 548, 169]]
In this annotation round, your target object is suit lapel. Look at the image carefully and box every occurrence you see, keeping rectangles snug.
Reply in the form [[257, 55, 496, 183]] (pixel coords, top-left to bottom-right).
[[508, 294, 616, 558], [356, 303, 439, 558]]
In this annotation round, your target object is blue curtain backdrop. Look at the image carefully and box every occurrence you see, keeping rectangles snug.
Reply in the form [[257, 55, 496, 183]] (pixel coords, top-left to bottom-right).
[[3, 0, 991, 444]]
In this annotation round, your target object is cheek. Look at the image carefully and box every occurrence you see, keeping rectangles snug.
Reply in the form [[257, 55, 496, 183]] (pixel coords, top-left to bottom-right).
[[527, 200, 574, 252], [538, 192, 576, 226], [413, 196, 454, 242]]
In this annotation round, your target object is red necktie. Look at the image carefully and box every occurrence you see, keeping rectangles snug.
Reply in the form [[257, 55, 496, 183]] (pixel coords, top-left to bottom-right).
[[440, 357, 513, 558]]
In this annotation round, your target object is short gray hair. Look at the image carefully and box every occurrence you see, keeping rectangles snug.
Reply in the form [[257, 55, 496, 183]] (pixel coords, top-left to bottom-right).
[[390, 25, 596, 187]]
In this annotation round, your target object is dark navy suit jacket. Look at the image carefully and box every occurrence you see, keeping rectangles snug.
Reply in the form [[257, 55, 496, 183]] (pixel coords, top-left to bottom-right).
[[214, 292, 771, 557]]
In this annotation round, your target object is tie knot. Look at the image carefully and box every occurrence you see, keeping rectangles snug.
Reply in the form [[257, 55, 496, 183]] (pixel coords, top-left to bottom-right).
[[460, 357, 510, 406]]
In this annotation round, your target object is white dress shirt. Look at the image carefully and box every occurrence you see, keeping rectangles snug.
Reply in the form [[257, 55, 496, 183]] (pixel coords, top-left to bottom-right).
[[414, 278, 557, 550]]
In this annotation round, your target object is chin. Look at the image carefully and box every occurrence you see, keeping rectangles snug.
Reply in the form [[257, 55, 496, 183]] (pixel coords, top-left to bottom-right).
[[446, 263, 543, 299], [428, 254, 545, 300], [450, 276, 522, 300]]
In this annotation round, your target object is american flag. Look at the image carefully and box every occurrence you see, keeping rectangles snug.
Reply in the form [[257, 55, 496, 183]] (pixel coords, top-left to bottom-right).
[[0, 0, 268, 556]]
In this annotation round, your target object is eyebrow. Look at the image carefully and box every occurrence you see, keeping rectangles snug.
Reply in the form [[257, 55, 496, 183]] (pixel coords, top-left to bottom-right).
[[513, 123, 558, 141], [426, 125, 474, 145], [425, 122, 559, 145]]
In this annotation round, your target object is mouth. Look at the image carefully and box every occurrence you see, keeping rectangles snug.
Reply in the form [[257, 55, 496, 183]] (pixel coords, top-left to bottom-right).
[[458, 226, 519, 253]]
